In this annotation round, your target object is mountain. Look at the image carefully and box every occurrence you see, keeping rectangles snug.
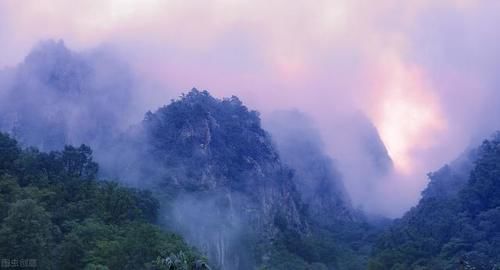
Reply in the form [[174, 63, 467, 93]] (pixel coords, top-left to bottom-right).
[[319, 112, 393, 212], [342, 113, 393, 177], [98, 89, 379, 270], [369, 133, 500, 270], [6, 39, 500, 270], [0, 40, 136, 150], [264, 110, 356, 227], [134, 90, 310, 269], [131, 91, 383, 270], [0, 41, 376, 270]]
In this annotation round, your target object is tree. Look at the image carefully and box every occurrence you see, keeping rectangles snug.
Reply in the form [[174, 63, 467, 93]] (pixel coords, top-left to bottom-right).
[[61, 145, 98, 180], [0, 199, 55, 268], [0, 133, 21, 174]]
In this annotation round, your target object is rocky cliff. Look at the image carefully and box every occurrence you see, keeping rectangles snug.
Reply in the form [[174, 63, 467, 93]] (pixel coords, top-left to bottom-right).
[[137, 90, 309, 269]]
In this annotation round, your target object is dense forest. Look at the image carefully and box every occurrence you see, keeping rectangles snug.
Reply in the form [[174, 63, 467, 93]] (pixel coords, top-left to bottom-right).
[[369, 135, 500, 269], [0, 133, 208, 269]]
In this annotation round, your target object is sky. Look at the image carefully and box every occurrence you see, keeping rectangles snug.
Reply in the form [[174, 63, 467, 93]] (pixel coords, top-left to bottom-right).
[[1, 0, 499, 217]]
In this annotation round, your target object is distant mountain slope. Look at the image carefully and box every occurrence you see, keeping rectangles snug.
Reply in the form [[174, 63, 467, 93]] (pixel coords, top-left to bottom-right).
[[0, 40, 135, 150], [265, 110, 355, 227], [348, 113, 393, 177], [369, 133, 500, 270], [317, 112, 393, 213]]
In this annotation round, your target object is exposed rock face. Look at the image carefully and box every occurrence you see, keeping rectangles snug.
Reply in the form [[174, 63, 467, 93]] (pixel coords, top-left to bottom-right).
[[265, 110, 356, 227], [138, 90, 309, 269]]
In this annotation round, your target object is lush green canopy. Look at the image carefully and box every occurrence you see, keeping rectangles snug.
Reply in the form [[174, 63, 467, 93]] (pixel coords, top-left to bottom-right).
[[0, 133, 206, 270]]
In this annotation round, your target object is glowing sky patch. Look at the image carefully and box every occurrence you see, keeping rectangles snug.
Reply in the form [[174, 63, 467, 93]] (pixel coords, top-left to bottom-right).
[[373, 57, 446, 173]]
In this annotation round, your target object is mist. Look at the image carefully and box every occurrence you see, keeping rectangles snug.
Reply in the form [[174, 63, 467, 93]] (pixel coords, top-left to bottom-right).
[[1, 0, 500, 218]]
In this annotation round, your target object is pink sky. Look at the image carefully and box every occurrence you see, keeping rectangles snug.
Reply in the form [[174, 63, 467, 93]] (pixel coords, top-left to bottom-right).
[[1, 0, 499, 216]]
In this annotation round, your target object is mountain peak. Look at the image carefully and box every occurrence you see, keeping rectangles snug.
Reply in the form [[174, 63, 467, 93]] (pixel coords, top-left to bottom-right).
[[0, 40, 134, 150], [20, 39, 90, 95], [143, 89, 276, 176], [136, 90, 311, 269], [25, 39, 71, 63]]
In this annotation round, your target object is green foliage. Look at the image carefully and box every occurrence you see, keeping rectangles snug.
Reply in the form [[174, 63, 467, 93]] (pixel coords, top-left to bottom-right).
[[0, 134, 21, 174], [369, 136, 500, 270], [260, 221, 378, 270], [0, 199, 55, 268], [152, 251, 211, 270], [143, 89, 277, 190], [0, 133, 204, 270]]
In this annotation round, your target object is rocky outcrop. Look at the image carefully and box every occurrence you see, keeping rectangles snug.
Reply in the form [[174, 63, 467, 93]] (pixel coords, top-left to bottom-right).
[[138, 90, 309, 269]]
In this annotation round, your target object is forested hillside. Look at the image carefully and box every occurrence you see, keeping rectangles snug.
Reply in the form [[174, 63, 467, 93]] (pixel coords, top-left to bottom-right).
[[369, 134, 500, 270], [0, 133, 208, 269]]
